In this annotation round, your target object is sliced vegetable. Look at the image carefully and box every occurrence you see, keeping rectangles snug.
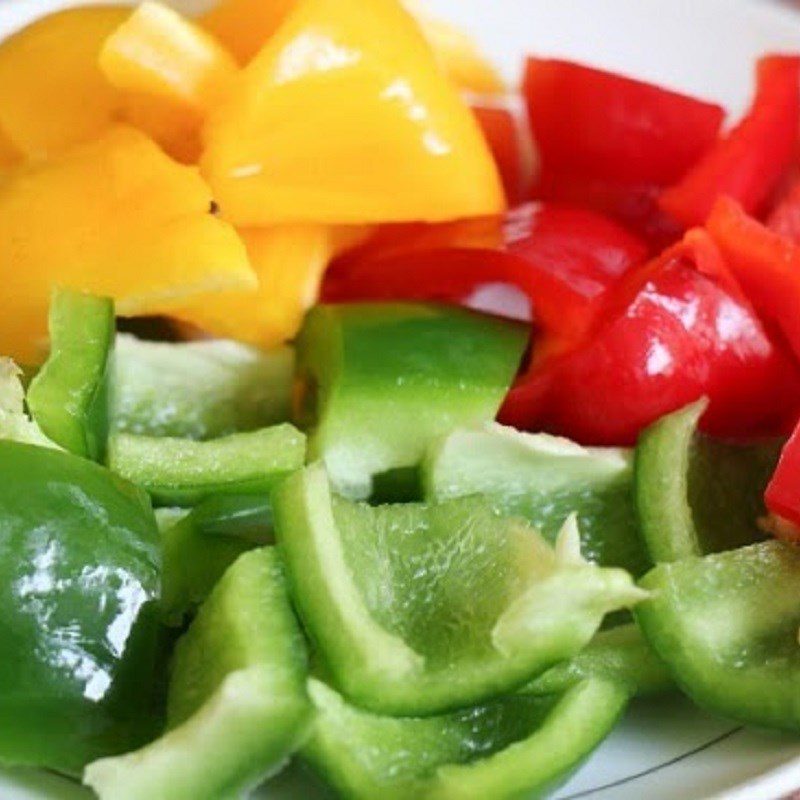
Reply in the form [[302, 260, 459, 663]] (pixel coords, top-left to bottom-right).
[[0, 358, 57, 448], [303, 677, 627, 800], [0, 125, 253, 364], [765, 419, 800, 529], [523, 623, 672, 698], [114, 335, 293, 440], [635, 401, 778, 562], [84, 548, 314, 799], [767, 176, 800, 244], [27, 289, 114, 461], [107, 424, 305, 506], [160, 494, 273, 622], [297, 304, 527, 499], [201, 0, 504, 224], [660, 55, 800, 227], [501, 230, 799, 444], [423, 423, 649, 576], [0, 441, 162, 774], [636, 541, 800, 731], [707, 195, 800, 362], [273, 464, 645, 715]]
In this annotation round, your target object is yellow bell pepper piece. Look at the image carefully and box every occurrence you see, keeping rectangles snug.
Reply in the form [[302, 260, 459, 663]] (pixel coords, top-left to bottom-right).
[[100, 2, 237, 115], [200, 0, 295, 65], [201, 0, 504, 226], [0, 7, 128, 159], [173, 224, 331, 347], [0, 124, 20, 173], [0, 125, 254, 363], [404, 0, 504, 94]]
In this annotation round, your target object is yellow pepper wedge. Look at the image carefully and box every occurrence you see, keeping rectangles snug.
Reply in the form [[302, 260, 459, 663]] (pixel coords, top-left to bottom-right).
[[200, 0, 505, 226], [100, 2, 237, 115], [404, 0, 505, 94], [0, 7, 128, 159], [173, 224, 332, 347], [0, 125, 254, 363], [0, 125, 20, 173], [200, 0, 295, 65]]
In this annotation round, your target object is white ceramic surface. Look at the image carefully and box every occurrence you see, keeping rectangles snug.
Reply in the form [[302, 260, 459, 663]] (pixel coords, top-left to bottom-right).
[[2, 1, 800, 798]]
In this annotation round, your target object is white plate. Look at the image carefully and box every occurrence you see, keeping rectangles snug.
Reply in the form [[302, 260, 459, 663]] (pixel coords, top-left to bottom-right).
[[2, 1, 800, 798]]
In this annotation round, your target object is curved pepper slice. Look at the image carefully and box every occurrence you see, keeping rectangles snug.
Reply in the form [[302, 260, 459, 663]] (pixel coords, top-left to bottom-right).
[[636, 540, 800, 732], [0, 125, 254, 364], [523, 623, 672, 699], [765, 420, 800, 532], [635, 401, 779, 563], [0, 359, 55, 448], [303, 677, 627, 800], [422, 423, 649, 577], [200, 0, 504, 225], [0, 6, 129, 158], [107, 423, 305, 506], [660, 55, 800, 227], [27, 289, 115, 462], [297, 303, 527, 499], [500, 229, 799, 445], [173, 224, 334, 347], [273, 464, 645, 716], [0, 442, 162, 774], [84, 548, 314, 800], [114, 334, 293, 440]]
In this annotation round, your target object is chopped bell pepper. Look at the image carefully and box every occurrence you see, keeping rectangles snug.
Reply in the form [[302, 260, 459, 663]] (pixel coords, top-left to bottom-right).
[[635, 401, 779, 562], [107, 423, 305, 506], [159, 493, 273, 623], [767, 176, 800, 243], [0, 358, 57, 449], [273, 464, 645, 716], [636, 540, 800, 731], [114, 334, 293, 440], [172, 224, 334, 348], [0, 442, 163, 774], [707, 195, 800, 362], [522, 623, 672, 699], [303, 676, 627, 800], [0, 125, 254, 364], [84, 548, 314, 800], [422, 423, 649, 577], [500, 229, 800, 445], [296, 303, 527, 499], [660, 55, 800, 227], [27, 289, 115, 462], [200, 0, 504, 225], [765, 419, 800, 529]]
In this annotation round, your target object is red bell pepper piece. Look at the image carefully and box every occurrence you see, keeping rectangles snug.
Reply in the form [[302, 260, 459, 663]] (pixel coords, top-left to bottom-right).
[[707, 195, 800, 361], [767, 176, 800, 244], [660, 55, 800, 228], [471, 99, 532, 206], [524, 58, 725, 186], [766, 423, 800, 529], [323, 203, 647, 341], [500, 229, 799, 445]]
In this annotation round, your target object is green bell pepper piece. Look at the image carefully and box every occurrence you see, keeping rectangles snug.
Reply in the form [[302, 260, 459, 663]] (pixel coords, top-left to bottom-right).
[[0, 358, 56, 447], [84, 548, 314, 799], [634, 400, 780, 562], [423, 423, 649, 576], [107, 424, 305, 506], [159, 494, 273, 623], [296, 304, 528, 499], [113, 335, 293, 440], [27, 288, 114, 461], [0, 441, 162, 774], [303, 677, 628, 800], [522, 622, 672, 698], [273, 464, 645, 716], [636, 540, 800, 731]]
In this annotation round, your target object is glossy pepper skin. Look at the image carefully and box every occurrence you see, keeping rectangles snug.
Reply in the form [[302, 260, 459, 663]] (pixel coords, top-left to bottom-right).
[[765, 422, 800, 529], [660, 55, 800, 228], [500, 230, 800, 445], [0, 442, 163, 774]]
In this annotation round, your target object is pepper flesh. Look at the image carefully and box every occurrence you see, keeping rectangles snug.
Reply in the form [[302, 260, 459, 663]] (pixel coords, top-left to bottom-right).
[[200, 0, 504, 225], [765, 420, 800, 529]]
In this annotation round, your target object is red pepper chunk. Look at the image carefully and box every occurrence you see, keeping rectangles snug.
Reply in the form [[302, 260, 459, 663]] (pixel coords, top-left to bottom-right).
[[660, 55, 800, 228], [524, 58, 725, 187], [323, 203, 647, 342], [707, 196, 800, 362], [767, 176, 800, 244], [500, 229, 799, 445], [766, 424, 800, 529]]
